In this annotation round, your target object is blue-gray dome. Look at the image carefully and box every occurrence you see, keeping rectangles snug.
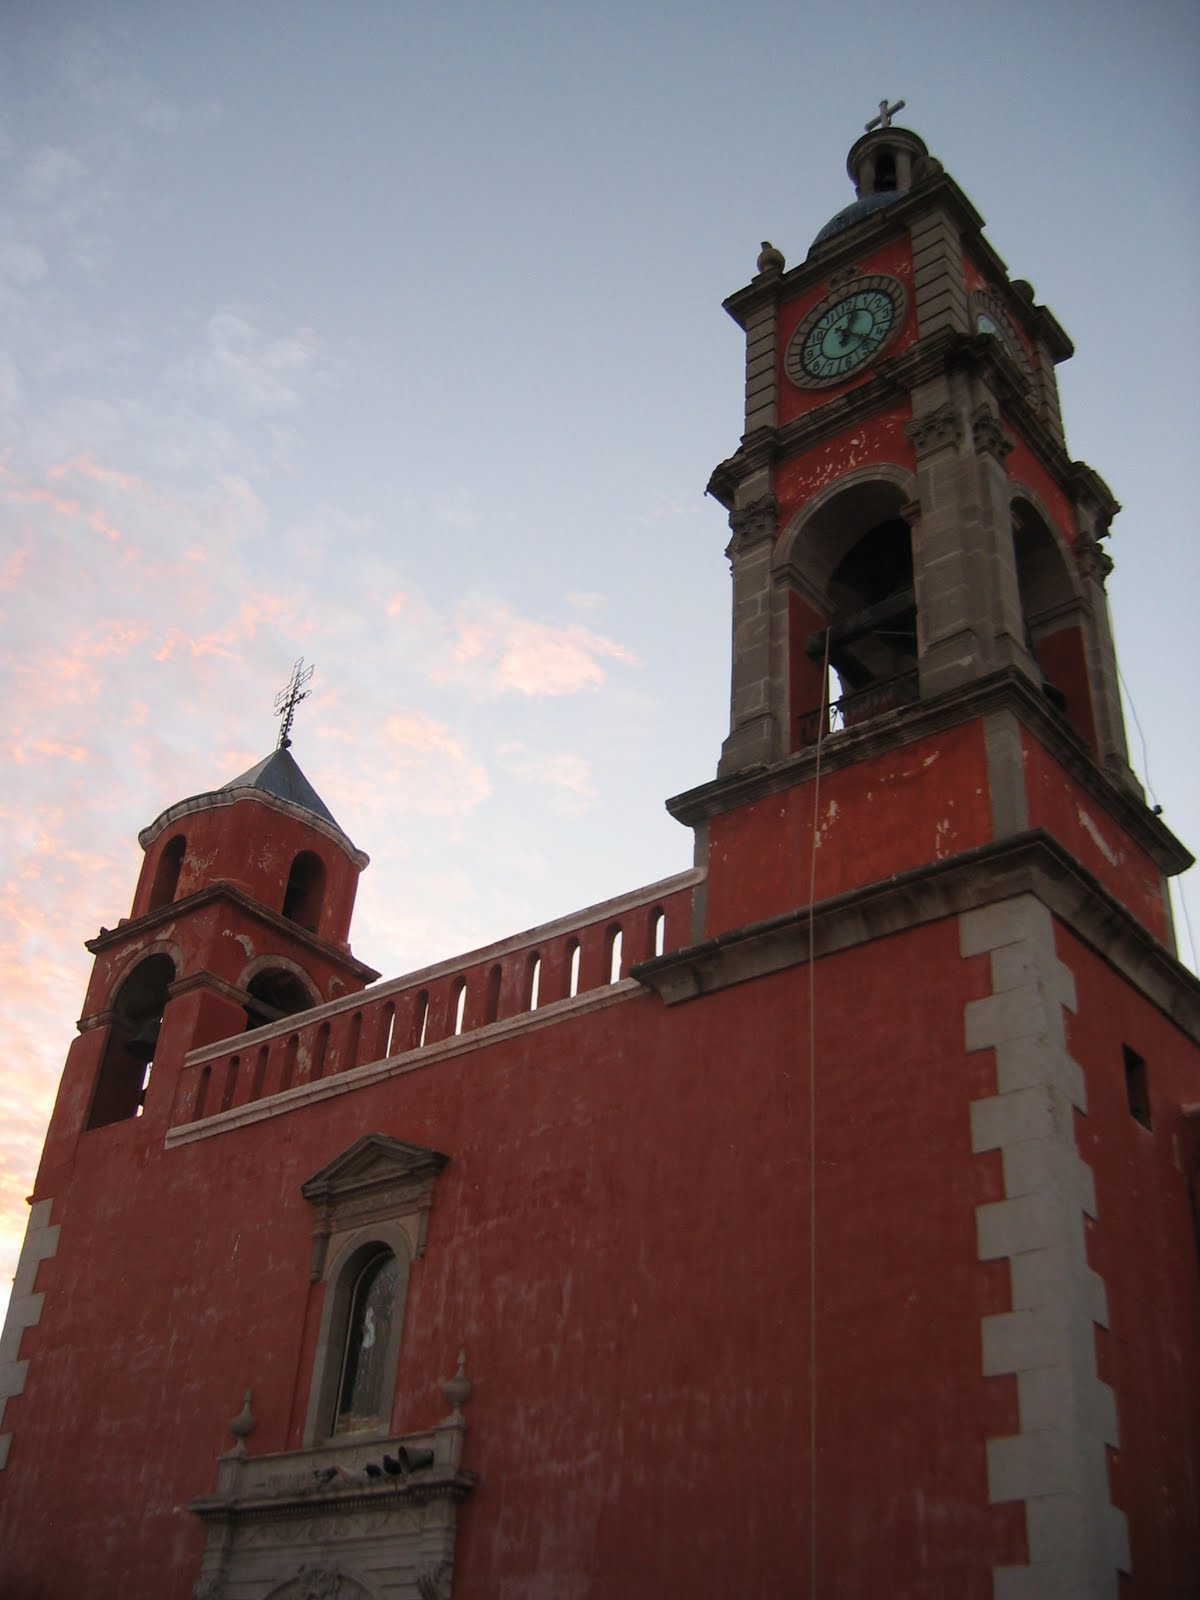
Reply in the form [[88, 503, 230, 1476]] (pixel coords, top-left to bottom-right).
[[811, 188, 904, 248]]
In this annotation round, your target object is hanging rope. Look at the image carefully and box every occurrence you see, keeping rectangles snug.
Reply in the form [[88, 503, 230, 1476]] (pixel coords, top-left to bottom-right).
[[807, 630, 831, 1597]]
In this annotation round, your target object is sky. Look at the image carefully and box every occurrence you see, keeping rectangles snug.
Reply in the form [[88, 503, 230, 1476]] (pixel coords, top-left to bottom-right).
[[2, 0, 1198, 1314]]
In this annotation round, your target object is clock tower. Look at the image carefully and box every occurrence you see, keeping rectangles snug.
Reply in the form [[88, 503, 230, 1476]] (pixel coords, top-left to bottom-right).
[[656, 113, 1200, 1598]]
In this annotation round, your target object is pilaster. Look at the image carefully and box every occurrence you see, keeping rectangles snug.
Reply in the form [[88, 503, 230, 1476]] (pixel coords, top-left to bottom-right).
[[719, 478, 783, 775]]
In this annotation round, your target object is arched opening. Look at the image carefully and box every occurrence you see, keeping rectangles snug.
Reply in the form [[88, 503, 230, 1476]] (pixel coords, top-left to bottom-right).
[[567, 939, 581, 999], [874, 148, 898, 191], [87, 953, 176, 1129], [607, 925, 623, 984], [244, 966, 317, 1031], [652, 907, 666, 958], [412, 990, 429, 1049], [147, 834, 186, 911], [484, 964, 502, 1024], [783, 477, 917, 747], [452, 977, 467, 1036], [525, 952, 541, 1011], [333, 1245, 402, 1436], [1012, 498, 1093, 744], [282, 850, 326, 933]]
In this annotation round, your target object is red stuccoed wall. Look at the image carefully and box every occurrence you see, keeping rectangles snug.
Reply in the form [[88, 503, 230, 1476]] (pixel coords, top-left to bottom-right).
[[704, 721, 993, 938], [3, 918, 1024, 1600], [1058, 921, 1200, 1593], [1021, 730, 1170, 942]]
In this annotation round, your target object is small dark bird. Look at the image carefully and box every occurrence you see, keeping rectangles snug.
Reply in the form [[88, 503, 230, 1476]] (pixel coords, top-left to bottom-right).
[[406, 1447, 435, 1472], [364, 1461, 383, 1479], [382, 1453, 404, 1477]]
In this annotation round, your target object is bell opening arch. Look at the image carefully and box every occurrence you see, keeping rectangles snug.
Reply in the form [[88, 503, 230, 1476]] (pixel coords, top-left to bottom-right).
[[775, 467, 918, 749]]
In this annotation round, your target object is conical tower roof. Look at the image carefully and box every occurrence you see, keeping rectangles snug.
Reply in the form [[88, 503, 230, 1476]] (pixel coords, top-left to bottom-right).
[[221, 745, 342, 831]]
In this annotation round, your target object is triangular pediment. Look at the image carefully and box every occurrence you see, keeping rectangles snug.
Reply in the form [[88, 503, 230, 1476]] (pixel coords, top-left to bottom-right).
[[301, 1133, 448, 1207]]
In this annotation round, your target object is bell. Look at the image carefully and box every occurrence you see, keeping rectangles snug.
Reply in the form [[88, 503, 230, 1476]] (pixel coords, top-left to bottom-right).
[[124, 1016, 161, 1064]]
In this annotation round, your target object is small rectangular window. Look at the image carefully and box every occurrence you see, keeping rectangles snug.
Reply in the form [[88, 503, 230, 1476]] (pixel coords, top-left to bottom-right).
[[1123, 1045, 1152, 1131]]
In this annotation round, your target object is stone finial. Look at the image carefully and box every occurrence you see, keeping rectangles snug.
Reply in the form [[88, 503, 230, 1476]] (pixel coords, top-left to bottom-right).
[[756, 240, 785, 276], [442, 1348, 471, 1418], [225, 1388, 255, 1457]]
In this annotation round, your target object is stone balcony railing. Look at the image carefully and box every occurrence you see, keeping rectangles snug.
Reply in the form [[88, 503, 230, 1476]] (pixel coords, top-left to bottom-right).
[[167, 868, 701, 1144]]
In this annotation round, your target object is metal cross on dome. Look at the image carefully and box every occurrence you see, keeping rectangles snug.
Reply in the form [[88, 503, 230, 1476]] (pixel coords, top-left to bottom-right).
[[866, 97, 905, 133], [273, 657, 314, 749]]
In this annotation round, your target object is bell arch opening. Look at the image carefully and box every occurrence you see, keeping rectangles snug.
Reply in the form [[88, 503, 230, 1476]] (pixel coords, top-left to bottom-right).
[[243, 964, 320, 1030], [1012, 496, 1094, 747], [87, 952, 177, 1129], [780, 476, 917, 748], [282, 850, 326, 933], [147, 833, 186, 911]]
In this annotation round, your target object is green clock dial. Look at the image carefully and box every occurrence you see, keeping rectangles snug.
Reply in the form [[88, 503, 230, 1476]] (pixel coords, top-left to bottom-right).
[[970, 288, 1033, 384], [785, 274, 906, 389]]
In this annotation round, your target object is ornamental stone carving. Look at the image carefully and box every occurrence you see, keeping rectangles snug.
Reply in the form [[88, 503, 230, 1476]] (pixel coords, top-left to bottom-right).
[[904, 402, 960, 457], [727, 496, 777, 556], [971, 405, 1012, 462], [1076, 535, 1114, 586]]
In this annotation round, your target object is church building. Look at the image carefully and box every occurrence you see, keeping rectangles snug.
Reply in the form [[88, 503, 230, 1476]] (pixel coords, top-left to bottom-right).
[[2, 114, 1198, 1599]]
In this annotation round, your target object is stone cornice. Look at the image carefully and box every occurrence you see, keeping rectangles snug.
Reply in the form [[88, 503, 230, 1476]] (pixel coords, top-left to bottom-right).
[[722, 172, 993, 329], [632, 831, 1200, 1046], [85, 883, 381, 983], [666, 668, 1192, 877], [706, 330, 1085, 514], [140, 785, 369, 868]]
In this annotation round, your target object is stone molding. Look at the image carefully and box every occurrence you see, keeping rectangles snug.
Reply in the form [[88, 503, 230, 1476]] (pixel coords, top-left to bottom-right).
[[972, 404, 1013, 462], [167, 979, 643, 1148], [727, 494, 778, 555], [140, 786, 369, 868], [706, 326, 1081, 518], [905, 399, 961, 457], [85, 882, 381, 984], [301, 1135, 448, 1280], [0, 1198, 60, 1470], [665, 668, 1190, 878], [189, 1420, 474, 1600], [961, 894, 1128, 1597], [632, 830, 1200, 1046]]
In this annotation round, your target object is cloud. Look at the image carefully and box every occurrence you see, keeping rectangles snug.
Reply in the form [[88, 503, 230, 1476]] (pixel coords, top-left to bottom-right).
[[182, 310, 322, 419], [435, 603, 637, 697], [430, 487, 481, 531], [497, 742, 596, 809]]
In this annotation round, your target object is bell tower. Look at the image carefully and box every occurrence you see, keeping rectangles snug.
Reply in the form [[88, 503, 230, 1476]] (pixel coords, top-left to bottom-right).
[[656, 114, 1200, 1599], [34, 741, 378, 1194], [681, 111, 1186, 951]]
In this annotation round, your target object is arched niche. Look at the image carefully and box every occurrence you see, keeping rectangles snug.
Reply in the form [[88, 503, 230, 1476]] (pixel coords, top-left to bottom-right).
[[1011, 491, 1095, 747], [147, 833, 186, 911], [283, 850, 327, 934], [775, 469, 918, 747], [87, 951, 178, 1129]]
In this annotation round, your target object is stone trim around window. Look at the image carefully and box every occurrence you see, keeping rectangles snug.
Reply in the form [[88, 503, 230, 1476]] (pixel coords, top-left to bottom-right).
[[300, 1135, 448, 1447]]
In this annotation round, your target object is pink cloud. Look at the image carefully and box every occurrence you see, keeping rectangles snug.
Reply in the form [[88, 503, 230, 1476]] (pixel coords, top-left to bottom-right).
[[436, 605, 637, 697]]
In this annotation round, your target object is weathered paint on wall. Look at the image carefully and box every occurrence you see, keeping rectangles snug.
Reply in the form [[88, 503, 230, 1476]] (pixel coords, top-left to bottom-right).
[[704, 721, 993, 937]]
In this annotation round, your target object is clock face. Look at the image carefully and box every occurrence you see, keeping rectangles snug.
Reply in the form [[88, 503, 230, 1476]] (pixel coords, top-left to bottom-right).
[[970, 289, 1033, 382], [785, 274, 906, 389]]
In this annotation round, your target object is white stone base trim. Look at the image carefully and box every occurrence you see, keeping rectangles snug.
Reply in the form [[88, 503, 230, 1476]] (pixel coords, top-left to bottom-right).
[[0, 1197, 59, 1470], [960, 895, 1128, 1598]]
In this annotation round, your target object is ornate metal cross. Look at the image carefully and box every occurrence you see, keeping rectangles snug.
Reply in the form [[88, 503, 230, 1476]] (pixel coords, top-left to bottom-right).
[[866, 97, 905, 133], [273, 657, 314, 749]]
